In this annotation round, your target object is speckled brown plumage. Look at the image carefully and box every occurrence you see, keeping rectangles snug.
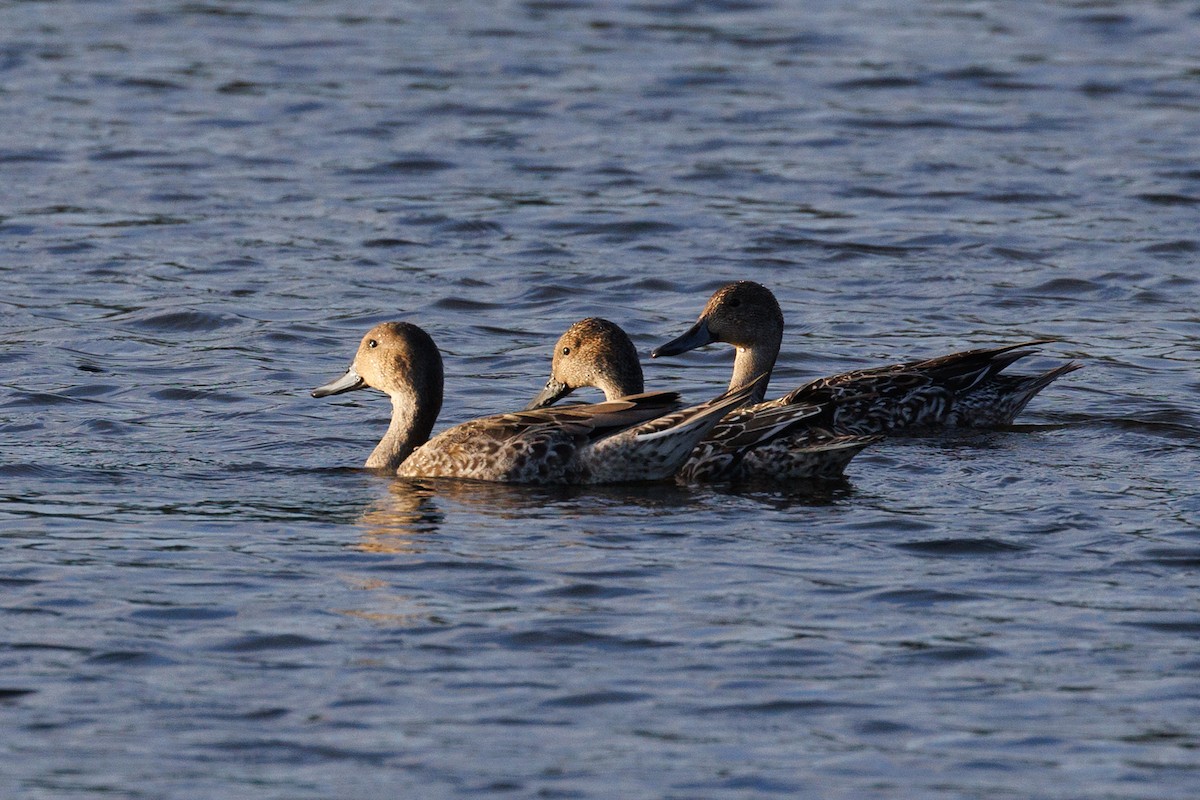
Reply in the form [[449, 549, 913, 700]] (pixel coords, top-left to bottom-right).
[[651, 281, 1082, 435], [313, 322, 762, 484], [527, 317, 879, 483]]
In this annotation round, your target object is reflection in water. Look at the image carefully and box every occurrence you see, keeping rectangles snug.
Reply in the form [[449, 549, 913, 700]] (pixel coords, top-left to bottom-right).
[[380, 475, 857, 522], [720, 476, 857, 510], [335, 582, 440, 628], [339, 474, 862, 632], [5, 0, 1200, 796], [421, 476, 705, 517], [353, 474, 858, 553], [354, 480, 442, 553], [341, 481, 443, 626], [353, 476, 706, 550]]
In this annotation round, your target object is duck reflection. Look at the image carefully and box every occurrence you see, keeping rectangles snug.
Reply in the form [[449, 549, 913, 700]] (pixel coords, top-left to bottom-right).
[[354, 473, 855, 554], [354, 480, 442, 553], [342, 473, 858, 626], [717, 475, 858, 509], [418, 475, 731, 521]]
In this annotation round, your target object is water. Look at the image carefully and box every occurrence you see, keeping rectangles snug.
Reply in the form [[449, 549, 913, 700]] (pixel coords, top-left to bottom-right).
[[2, 1, 1199, 797]]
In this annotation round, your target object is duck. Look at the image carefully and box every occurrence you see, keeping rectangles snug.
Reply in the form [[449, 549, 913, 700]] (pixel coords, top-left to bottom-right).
[[650, 281, 1082, 435], [526, 317, 881, 483], [312, 321, 789, 485]]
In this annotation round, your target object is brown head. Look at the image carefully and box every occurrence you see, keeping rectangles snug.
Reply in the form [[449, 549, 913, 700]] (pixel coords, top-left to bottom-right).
[[312, 322, 445, 470], [312, 322, 444, 412], [651, 281, 785, 357], [526, 317, 645, 409], [650, 282, 785, 405]]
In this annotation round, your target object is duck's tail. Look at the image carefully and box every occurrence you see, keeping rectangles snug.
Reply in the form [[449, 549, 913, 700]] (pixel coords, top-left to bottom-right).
[[633, 373, 767, 444], [989, 360, 1083, 424], [760, 431, 882, 481]]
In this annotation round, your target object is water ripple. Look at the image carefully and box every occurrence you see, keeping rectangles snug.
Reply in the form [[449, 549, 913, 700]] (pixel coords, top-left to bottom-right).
[[214, 634, 332, 652], [123, 309, 243, 333], [895, 538, 1031, 556], [3, 1, 1199, 798]]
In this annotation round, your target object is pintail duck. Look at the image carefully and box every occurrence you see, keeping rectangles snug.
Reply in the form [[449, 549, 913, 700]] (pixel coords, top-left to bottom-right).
[[527, 318, 880, 482], [312, 321, 776, 485], [650, 281, 1082, 435]]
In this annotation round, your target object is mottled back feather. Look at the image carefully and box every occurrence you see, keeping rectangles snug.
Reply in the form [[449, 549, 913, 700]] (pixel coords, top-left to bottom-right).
[[654, 283, 1080, 436]]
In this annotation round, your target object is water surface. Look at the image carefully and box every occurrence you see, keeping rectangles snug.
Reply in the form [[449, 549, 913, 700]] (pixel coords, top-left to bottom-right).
[[2, 1, 1199, 798]]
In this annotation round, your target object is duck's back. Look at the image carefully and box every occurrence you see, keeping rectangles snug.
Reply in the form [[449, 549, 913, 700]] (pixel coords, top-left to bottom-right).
[[779, 341, 1080, 434], [399, 417, 590, 483], [397, 392, 683, 484]]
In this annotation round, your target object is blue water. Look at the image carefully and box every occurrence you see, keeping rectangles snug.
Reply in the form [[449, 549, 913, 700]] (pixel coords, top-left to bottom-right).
[[3, 1, 1199, 797]]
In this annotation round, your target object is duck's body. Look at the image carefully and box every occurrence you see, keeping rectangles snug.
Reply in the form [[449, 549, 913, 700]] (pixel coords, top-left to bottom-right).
[[772, 342, 1081, 435], [313, 322, 773, 485], [400, 390, 742, 484], [650, 281, 1081, 435], [678, 418, 873, 483], [527, 318, 878, 483]]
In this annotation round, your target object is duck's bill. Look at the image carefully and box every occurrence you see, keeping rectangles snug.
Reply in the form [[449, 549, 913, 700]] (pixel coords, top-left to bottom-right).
[[650, 319, 715, 358], [312, 367, 366, 398], [525, 378, 571, 410]]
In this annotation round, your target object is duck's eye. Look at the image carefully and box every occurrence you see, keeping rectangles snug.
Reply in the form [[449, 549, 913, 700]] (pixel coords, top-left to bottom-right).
[[367, 339, 378, 348], [561, 346, 571, 356], [729, 298, 741, 308]]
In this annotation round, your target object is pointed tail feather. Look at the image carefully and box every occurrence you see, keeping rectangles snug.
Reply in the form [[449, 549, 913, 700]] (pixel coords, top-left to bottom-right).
[[691, 403, 829, 482], [581, 375, 768, 482], [1001, 361, 1083, 420], [948, 360, 1081, 426], [922, 341, 1056, 393], [700, 402, 823, 451], [914, 339, 1058, 372], [754, 433, 881, 481], [633, 374, 768, 443], [570, 391, 682, 434]]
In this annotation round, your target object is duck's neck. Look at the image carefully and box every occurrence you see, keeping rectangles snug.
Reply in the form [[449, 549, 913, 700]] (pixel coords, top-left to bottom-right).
[[729, 337, 780, 406], [597, 364, 644, 401], [366, 392, 440, 471]]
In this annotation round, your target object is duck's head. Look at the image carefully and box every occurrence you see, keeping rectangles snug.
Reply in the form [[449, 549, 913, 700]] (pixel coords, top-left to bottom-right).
[[651, 281, 784, 358], [312, 321, 443, 403], [526, 317, 644, 409]]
